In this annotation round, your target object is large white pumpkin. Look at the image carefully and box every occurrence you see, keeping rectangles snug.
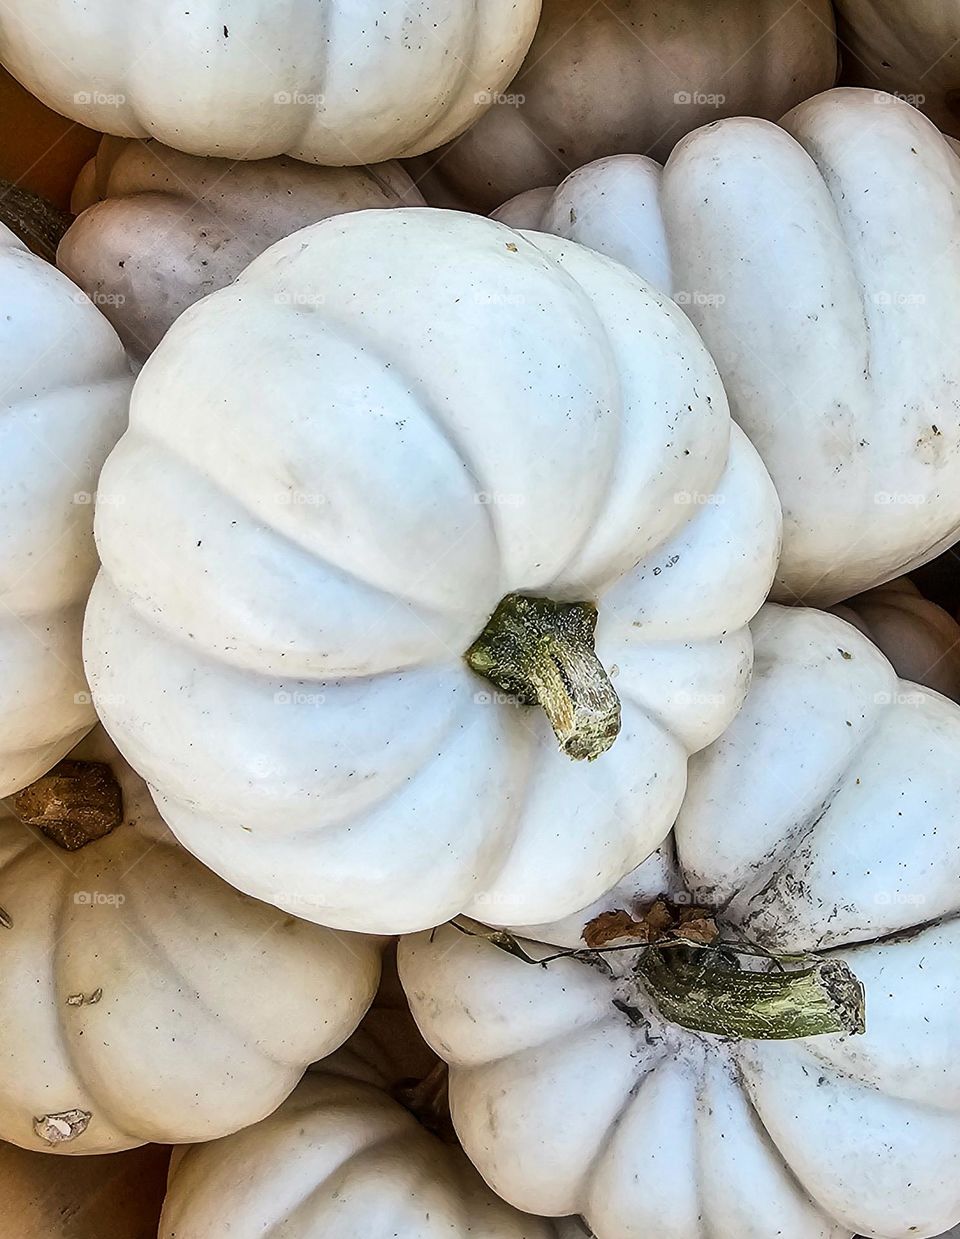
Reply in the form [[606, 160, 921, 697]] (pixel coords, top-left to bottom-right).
[[83, 207, 781, 935], [0, 1, 540, 165], [836, 1, 960, 137], [0, 727, 380, 1154], [493, 88, 960, 605], [159, 1070, 559, 1238], [406, 0, 838, 212], [400, 603, 960, 1239], [832, 577, 960, 701], [0, 222, 131, 798], [59, 137, 424, 360]]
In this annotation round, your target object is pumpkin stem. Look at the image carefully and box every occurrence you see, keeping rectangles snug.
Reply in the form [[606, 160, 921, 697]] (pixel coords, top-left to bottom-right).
[[636, 944, 866, 1040], [393, 1062, 456, 1142], [12, 760, 123, 851], [465, 593, 621, 761], [0, 178, 72, 263]]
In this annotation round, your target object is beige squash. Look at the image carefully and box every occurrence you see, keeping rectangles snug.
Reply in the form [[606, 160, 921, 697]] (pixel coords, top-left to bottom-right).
[[406, 0, 838, 212], [59, 138, 425, 359], [0, 727, 380, 1154]]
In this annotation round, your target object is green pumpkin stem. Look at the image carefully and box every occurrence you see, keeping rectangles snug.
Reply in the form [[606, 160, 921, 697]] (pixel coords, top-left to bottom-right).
[[465, 593, 621, 761], [636, 944, 866, 1040], [12, 760, 123, 851], [0, 178, 72, 263]]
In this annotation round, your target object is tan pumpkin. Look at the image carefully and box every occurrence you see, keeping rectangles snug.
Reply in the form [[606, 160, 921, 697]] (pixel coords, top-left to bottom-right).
[[406, 0, 838, 212], [832, 578, 960, 701], [59, 138, 424, 360], [0, 1141, 169, 1238], [836, 1, 960, 138]]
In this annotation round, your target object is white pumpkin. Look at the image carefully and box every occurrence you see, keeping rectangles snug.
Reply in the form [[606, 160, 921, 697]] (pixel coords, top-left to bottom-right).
[[83, 207, 781, 935], [0, 2, 540, 165], [406, 0, 838, 212], [400, 603, 960, 1239], [160, 1069, 560, 1239], [832, 577, 960, 701], [0, 222, 131, 798], [492, 88, 960, 605], [59, 137, 425, 360], [0, 727, 380, 1154], [835, 1, 960, 137]]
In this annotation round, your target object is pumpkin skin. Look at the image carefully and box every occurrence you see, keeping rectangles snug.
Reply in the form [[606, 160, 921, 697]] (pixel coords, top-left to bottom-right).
[[58, 137, 425, 361], [0, 1, 540, 165], [405, 0, 838, 213], [0, 223, 131, 799], [492, 89, 960, 605], [0, 727, 380, 1154], [400, 603, 960, 1239], [0, 1141, 170, 1238], [83, 207, 781, 935], [0, 67, 99, 210], [836, 1, 960, 138], [159, 1072, 558, 1239], [832, 577, 960, 701]]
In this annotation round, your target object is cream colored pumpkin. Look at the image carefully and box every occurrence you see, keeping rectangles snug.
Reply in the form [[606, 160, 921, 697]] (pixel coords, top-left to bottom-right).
[[832, 577, 960, 701], [0, 727, 380, 1154], [492, 89, 960, 605], [83, 207, 781, 935], [0, 223, 131, 798], [0, 1, 540, 165], [160, 1071, 561, 1238], [836, 1, 960, 137], [59, 137, 425, 360], [400, 603, 960, 1239], [406, 0, 837, 212]]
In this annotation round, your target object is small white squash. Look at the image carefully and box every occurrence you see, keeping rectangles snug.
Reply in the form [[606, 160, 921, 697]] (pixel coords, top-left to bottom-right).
[[83, 207, 781, 935], [0, 221, 131, 798], [0, 2, 540, 165], [400, 603, 960, 1239], [832, 577, 960, 701], [160, 1069, 559, 1239], [0, 727, 380, 1154], [59, 138, 425, 360], [493, 89, 960, 605]]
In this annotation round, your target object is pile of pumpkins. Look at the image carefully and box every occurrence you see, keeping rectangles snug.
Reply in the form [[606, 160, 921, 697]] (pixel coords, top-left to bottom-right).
[[3, 3, 960, 1238]]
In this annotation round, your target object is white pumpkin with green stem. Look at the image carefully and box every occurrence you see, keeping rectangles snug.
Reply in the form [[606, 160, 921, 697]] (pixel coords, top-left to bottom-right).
[[83, 207, 781, 935], [492, 88, 960, 606], [0, 727, 380, 1154], [400, 603, 960, 1239], [0, 218, 131, 799], [59, 137, 425, 361], [832, 577, 960, 701], [0, 1, 540, 165]]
